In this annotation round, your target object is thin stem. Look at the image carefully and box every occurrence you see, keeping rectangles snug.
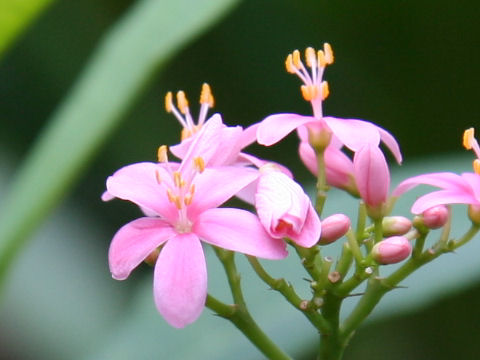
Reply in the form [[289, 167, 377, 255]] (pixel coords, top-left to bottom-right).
[[293, 244, 323, 281], [315, 148, 328, 215]]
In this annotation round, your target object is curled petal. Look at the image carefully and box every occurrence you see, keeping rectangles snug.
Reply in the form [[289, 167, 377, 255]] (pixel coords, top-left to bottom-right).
[[108, 218, 175, 280], [461, 172, 480, 202], [378, 127, 403, 164], [257, 113, 314, 146], [411, 189, 478, 214], [324, 117, 381, 151], [194, 208, 287, 259], [289, 203, 322, 248], [393, 172, 470, 197], [154, 233, 207, 328]]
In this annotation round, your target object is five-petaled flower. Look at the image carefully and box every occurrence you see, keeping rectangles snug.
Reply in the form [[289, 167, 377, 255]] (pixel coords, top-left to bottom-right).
[[104, 117, 287, 328]]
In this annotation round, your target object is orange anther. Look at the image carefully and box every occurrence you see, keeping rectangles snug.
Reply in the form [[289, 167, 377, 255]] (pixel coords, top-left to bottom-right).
[[320, 81, 330, 100], [474, 159, 480, 175], [292, 49, 302, 68], [194, 156, 205, 173], [157, 145, 168, 163], [176, 91, 189, 114], [285, 54, 296, 73], [324, 43, 334, 64], [200, 83, 215, 107], [463, 128, 475, 150], [305, 47, 316, 68], [165, 92, 173, 113]]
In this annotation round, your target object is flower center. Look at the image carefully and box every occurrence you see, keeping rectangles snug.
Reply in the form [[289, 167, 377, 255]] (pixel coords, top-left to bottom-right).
[[285, 43, 334, 118], [165, 83, 215, 141], [155, 145, 206, 232]]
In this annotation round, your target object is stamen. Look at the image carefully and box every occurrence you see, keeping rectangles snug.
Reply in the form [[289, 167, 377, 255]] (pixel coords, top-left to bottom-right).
[[176, 91, 189, 115], [189, 183, 196, 197], [305, 47, 316, 68], [200, 83, 215, 107], [320, 81, 330, 100], [463, 128, 475, 150], [292, 49, 302, 68], [155, 169, 162, 184], [184, 193, 193, 206], [301, 85, 318, 101], [474, 159, 480, 175], [173, 171, 183, 188], [285, 54, 296, 73], [165, 92, 173, 113], [194, 157, 205, 173], [157, 145, 168, 163], [324, 43, 334, 64], [317, 50, 327, 68]]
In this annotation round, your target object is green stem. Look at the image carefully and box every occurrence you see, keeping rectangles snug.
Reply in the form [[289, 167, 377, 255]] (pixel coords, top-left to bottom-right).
[[206, 295, 292, 360], [293, 244, 323, 281], [211, 248, 291, 360], [315, 148, 328, 215], [318, 292, 346, 360]]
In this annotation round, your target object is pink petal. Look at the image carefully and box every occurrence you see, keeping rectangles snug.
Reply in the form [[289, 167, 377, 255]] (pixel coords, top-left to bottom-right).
[[194, 208, 287, 259], [240, 122, 260, 148], [411, 190, 477, 214], [257, 113, 315, 146], [188, 166, 259, 216], [289, 203, 322, 248], [461, 173, 480, 202], [354, 144, 390, 207], [106, 162, 178, 222], [324, 145, 356, 189], [377, 127, 403, 164], [324, 117, 381, 151], [298, 141, 317, 175], [154, 233, 207, 328], [236, 153, 293, 178], [393, 172, 469, 197], [108, 217, 176, 280]]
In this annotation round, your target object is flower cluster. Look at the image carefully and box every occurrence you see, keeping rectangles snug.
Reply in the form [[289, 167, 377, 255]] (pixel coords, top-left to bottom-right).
[[103, 43, 479, 358]]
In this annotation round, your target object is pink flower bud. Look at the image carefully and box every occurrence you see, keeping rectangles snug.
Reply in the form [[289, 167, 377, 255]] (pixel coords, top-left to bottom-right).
[[353, 144, 390, 218], [382, 216, 412, 237], [372, 236, 412, 265], [422, 205, 449, 229], [318, 214, 350, 245], [468, 204, 480, 224]]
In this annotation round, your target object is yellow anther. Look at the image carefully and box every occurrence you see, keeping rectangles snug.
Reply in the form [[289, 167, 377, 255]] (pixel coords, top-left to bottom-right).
[[155, 169, 162, 184], [285, 54, 295, 73], [474, 159, 480, 175], [176, 91, 189, 114], [301, 84, 318, 101], [463, 128, 475, 150], [200, 83, 215, 107], [189, 183, 196, 197], [165, 92, 173, 113], [323, 43, 334, 65], [305, 47, 316, 68], [157, 145, 168, 163], [167, 189, 182, 209], [292, 49, 302, 68], [317, 50, 326, 68], [194, 156, 205, 173], [173, 171, 183, 188], [184, 193, 193, 206], [320, 81, 330, 100]]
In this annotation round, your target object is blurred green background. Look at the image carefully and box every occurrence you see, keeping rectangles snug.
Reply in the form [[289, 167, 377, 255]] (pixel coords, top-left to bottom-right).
[[1, 0, 480, 359]]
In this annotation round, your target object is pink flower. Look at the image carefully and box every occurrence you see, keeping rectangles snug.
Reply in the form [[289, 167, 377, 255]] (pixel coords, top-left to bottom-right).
[[255, 165, 321, 248], [105, 121, 287, 328], [393, 128, 480, 214], [256, 45, 402, 164], [372, 236, 412, 265], [354, 144, 390, 213]]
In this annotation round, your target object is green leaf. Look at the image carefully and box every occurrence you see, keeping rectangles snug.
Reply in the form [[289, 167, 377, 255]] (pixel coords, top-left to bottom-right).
[[0, 0, 56, 59], [0, 0, 241, 291]]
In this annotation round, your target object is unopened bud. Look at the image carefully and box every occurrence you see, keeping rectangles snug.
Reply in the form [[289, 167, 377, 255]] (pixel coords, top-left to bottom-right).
[[318, 214, 350, 245], [422, 205, 449, 229], [468, 204, 480, 224], [382, 216, 412, 237], [372, 236, 412, 265]]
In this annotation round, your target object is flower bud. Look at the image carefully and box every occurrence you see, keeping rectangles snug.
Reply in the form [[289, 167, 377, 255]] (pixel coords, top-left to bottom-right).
[[372, 236, 412, 265], [468, 204, 480, 225], [318, 214, 350, 245], [421, 205, 449, 229], [382, 216, 412, 237]]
